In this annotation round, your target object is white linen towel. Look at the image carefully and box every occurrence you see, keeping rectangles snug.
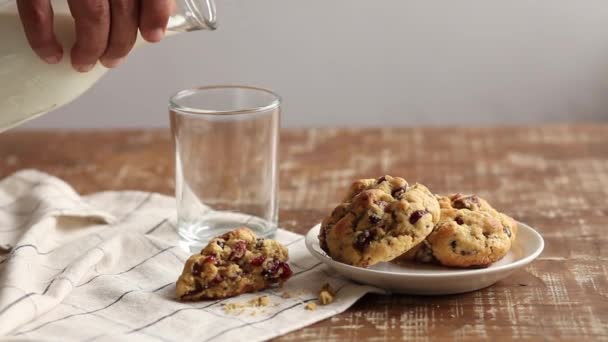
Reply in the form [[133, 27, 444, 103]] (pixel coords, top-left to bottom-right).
[[0, 170, 382, 341]]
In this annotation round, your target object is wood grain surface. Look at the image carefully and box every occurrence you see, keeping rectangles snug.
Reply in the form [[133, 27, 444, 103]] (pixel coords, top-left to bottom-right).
[[1, 125, 607, 341]]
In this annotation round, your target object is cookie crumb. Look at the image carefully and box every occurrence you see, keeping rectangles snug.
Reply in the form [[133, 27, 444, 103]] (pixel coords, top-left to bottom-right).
[[305, 302, 317, 311], [318, 283, 335, 305], [222, 295, 271, 315], [222, 303, 244, 315], [248, 295, 270, 307], [281, 291, 292, 299]]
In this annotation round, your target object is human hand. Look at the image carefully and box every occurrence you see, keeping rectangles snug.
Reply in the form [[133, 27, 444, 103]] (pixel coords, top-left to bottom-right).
[[16, 0, 174, 72]]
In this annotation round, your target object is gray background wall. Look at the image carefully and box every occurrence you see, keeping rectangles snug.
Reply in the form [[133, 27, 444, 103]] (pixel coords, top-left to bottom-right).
[[21, 0, 608, 129]]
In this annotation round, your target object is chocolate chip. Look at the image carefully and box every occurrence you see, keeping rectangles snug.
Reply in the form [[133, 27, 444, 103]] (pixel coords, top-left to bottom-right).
[[450, 240, 457, 250], [460, 250, 472, 256], [391, 186, 407, 199], [216, 240, 225, 249], [369, 214, 382, 224], [192, 262, 203, 276], [503, 227, 512, 237], [376, 176, 387, 183], [255, 238, 265, 249], [183, 281, 203, 298], [455, 216, 465, 225], [453, 195, 480, 210], [354, 230, 374, 251], [409, 210, 429, 224]]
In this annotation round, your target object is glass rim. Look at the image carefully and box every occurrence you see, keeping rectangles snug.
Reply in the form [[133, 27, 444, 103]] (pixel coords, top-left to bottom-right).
[[169, 85, 281, 116]]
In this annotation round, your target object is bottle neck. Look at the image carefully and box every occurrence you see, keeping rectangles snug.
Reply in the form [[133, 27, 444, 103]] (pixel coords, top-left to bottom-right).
[[167, 0, 217, 32]]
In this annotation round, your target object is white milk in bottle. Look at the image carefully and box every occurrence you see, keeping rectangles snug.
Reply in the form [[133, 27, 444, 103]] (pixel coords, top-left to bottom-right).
[[0, 0, 216, 132], [0, 10, 108, 131]]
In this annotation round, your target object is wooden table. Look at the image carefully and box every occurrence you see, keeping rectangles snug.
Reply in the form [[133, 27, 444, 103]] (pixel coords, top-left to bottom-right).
[[1, 125, 607, 341]]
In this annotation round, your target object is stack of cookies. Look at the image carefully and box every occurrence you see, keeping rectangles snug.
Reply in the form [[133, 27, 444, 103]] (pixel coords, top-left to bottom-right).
[[318, 175, 517, 268]]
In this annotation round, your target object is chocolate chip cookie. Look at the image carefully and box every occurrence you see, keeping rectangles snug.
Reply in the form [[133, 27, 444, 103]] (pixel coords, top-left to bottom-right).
[[398, 193, 516, 267], [176, 227, 292, 300], [319, 176, 440, 267], [438, 193, 518, 243], [425, 208, 512, 267]]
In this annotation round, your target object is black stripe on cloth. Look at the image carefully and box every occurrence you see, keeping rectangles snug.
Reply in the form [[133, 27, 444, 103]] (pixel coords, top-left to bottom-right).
[[152, 282, 173, 293], [291, 262, 322, 277], [42, 266, 70, 295], [124, 289, 259, 336], [284, 237, 304, 247], [0, 179, 77, 208], [0, 195, 83, 217], [0, 292, 35, 316], [82, 330, 171, 342], [202, 298, 317, 342], [0, 233, 103, 265], [203, 282, 350, 342], [0, 244, 54, 265], [125, 299, 223, 334], [77, 246, 174, 287], [2, 243, 171, 322], [58, 302, 172, 342], [143, 238, 185, 264], [15, 281, 175, 336], [287, 260, 309, 270], [118, 193, 153, 222], [145, 218, 170, 235], [166, 221, 178, 233], [126, 260, 326, 336], [0, 201, 44, 233]]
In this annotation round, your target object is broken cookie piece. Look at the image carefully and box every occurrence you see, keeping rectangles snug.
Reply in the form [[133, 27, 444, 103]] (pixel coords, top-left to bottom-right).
[[176, 227, 292, 300], [305, 302, 317, 311], [318, 283, 335, 305]]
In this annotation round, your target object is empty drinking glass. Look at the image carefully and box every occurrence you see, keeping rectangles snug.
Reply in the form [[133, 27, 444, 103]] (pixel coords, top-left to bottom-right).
[[169, 86, 280, 252]]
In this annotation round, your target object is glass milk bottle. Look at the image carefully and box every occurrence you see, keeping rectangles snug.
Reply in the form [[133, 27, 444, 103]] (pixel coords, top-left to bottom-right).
[[0, 0, 216, 132]]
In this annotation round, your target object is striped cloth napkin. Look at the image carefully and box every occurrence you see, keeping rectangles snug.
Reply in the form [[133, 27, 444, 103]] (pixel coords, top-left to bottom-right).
[[0, 170, 382, 341]]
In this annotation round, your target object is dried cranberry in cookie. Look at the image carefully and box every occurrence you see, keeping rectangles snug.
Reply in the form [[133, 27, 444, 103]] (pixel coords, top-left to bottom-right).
[[176, 227, 291, 300]]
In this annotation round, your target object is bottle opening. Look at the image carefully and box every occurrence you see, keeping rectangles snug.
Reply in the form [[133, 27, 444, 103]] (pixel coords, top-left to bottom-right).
[[168, 0, 217, 32]]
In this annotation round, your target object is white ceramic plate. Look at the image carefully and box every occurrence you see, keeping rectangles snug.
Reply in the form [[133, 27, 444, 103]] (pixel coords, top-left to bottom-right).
[[305, 222, 544, 295]]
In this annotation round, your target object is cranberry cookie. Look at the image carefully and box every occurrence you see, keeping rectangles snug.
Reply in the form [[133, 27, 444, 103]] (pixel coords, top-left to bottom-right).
[[319, 176, 440, 267], [176, 227, 292, 300]]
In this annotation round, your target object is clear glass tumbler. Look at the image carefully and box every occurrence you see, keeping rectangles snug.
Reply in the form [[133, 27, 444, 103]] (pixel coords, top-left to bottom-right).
[[169, 86, 280, 252]]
